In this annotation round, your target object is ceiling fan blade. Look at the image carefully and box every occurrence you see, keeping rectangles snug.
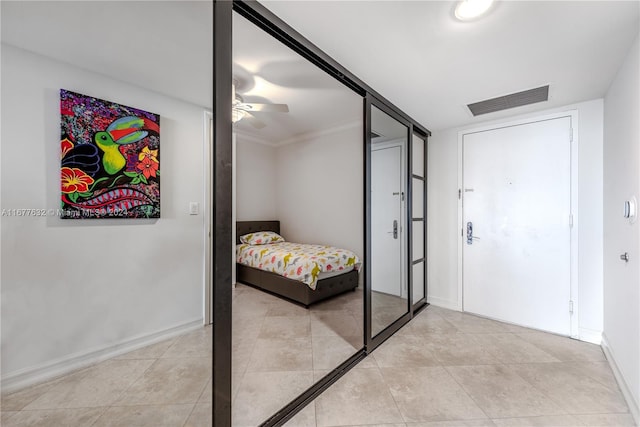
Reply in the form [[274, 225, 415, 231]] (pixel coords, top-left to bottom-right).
[[244, 112, 266, 129], [240, 103, 289, 113]]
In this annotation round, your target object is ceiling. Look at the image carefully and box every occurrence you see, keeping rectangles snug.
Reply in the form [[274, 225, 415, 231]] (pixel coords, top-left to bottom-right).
[[261, 0, 639, 132], [233, 12, 361, 144], [2, 1, 637, 137]]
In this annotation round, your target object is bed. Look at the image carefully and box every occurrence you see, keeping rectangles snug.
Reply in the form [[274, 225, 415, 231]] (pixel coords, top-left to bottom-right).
[[236, 220, 360, 307]]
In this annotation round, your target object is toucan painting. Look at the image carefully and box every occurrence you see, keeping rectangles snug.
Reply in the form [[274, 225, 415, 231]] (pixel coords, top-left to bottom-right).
[[60, 89, 160, 219]]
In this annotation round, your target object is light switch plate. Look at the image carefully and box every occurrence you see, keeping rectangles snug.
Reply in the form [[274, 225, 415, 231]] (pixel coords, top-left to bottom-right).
[[189, 202, 199, 215]]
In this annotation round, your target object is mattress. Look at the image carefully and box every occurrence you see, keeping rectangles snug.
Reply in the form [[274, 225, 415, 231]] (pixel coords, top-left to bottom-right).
[[236, 242, 361, 290]]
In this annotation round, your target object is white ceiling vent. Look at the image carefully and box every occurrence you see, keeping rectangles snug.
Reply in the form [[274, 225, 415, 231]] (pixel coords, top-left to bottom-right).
[[467, 85, 549, 116]]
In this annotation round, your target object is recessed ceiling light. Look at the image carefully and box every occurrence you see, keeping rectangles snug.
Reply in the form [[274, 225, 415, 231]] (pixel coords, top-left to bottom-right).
[[455, 0, 494, 21]]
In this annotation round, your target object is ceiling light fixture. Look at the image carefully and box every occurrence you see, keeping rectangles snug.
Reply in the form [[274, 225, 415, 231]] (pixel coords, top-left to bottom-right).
[[455, 0, 494, 21], [231, 82, 245, 124], [232, 108, 246, 124]]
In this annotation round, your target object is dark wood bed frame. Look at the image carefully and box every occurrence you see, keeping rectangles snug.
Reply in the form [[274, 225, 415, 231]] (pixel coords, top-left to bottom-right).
[[236, 220, 359, 307]]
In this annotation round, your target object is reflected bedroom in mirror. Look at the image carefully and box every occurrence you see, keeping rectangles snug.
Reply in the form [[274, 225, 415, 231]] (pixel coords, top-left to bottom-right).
[[231, 11, 364, 426]]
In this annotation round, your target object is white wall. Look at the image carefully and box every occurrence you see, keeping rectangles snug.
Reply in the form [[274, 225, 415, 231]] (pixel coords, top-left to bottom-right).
[[427, 99, 604, 342], [602, 33, 639, 423], [235, 136, 277, 221], [0, 45, 206, 390], [275, 124, 364, 271]]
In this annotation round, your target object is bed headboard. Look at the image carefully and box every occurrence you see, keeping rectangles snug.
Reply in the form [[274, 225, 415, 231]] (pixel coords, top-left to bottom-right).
[[236, 221, 280, 244]]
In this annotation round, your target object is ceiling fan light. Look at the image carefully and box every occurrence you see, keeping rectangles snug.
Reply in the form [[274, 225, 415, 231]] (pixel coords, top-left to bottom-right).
[[232, 109, 246, 124], [455, 0, 494, 21]]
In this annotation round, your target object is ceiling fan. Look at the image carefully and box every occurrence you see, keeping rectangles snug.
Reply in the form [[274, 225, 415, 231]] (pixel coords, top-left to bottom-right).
[[232, 82, 289, 129]]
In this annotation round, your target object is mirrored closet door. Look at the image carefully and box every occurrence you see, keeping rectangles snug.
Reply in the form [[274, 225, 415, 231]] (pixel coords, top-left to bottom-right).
[[231, 10, 364, 426]]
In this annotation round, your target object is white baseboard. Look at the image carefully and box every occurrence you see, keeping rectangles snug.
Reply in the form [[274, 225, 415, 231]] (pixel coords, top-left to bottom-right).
[[601, 334, 640, 425], [579, 327, 602, 345], [1, 319, 203, 394], [427, 295, 460, 311]]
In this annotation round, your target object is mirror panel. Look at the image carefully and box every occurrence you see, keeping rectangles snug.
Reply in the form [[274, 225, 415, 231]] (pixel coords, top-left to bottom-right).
[[370, 105, 409, 338], [413, 178, 424, 218], [232, 11, 363, 426], [412, 134, 426, 305]]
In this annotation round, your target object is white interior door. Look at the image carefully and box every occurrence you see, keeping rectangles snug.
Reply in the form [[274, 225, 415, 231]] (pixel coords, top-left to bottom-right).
[[463, 117, 572, 335], [372, 145, 403, 296]]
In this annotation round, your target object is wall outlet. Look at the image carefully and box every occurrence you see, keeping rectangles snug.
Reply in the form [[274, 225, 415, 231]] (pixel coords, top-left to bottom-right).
[[189, 202, 199, 215]]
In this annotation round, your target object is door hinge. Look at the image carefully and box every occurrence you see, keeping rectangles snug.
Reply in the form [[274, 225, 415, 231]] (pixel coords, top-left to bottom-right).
[[569, 300, 574, 315], [570, 127, 574, 142], [569, 214, 574, 228], [461, 228, 464, 237], [458, 189, 461, 200]]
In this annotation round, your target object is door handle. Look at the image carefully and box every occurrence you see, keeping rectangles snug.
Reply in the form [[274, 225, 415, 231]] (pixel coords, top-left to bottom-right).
[[387, 220, 399, 239], [467, 221, 480, 245]]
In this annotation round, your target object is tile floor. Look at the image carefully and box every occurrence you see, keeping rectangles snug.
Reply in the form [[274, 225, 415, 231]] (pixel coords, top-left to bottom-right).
[[1, 327, 212, 427], [285, 305, 634, 427], [1, 303, 634, 427], [232, 283, 365, 426]]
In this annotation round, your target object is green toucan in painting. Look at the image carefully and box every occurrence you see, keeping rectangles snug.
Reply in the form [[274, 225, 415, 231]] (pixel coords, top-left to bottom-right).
[[95, 116, 160, 175]]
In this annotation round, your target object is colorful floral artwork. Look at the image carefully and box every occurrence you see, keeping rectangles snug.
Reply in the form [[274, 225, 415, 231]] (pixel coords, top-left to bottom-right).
[[60, 89, 160, 219]]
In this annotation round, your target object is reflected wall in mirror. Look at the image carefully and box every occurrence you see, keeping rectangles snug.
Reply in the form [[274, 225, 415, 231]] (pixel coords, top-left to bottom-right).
[[231, 11, 364, 426], [1, 2, 213, 426], [370, 106, 410, 337], [412, 133, 427, 306]]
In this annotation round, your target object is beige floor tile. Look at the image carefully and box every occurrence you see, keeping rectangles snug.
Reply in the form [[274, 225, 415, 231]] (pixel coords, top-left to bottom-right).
[[232, 370, 244, 404], [506, 363, 629, 414], [404, 311, 459, 335], [312, 335, 362, 370], [311, 312, 362, 337], [2, 407, 105, 427], [468, 334, 560, 364], [515, 332, 605, 362], [283, 402, 316, 427], [440, 314, 511, 334], [345, 424, 407, 427], [92, 404, 194, 426], [1, 411, 18, 424], [424, 334, 500, 366], [184, 402, 212, 427], [24, 359, 154, 410], [407, 420, 495, 427], [1, 374, 75, 411], [314, 368, 404, 427], [233, 315, 265, 340], [116, 337, 176, 360], [380, 367, 487, 423], [162, 327, 212, 358], [491, 415, 580, 426], [115, 357, 210, 406], [259, 316, 311, 339], [247, 337, 313, 372], [233, 370, 314, 427], [446, 365, 564, 418], [372, 335, 440, 368], [267, 299, 311, 317], [574, 413, 637, 426], [198, 378, 212, 403], [357, 354, 379, 369], [313, 370, 332, 383], [567, 362, 619, 389]]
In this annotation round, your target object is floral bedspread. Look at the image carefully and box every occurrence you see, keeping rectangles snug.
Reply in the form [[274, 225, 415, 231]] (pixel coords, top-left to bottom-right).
[[236, 242, 361, 290]]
